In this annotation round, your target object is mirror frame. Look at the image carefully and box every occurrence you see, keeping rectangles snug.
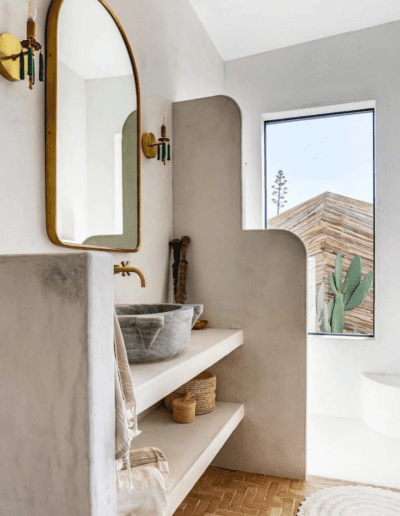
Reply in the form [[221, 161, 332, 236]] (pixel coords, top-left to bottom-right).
[[45, 0, 141, 252]]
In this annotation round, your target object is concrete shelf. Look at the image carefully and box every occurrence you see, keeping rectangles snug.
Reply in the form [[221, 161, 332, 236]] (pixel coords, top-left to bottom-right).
[[117, 402, 245, 516], [117, 329, 244, 515], [131, 328, 243, 414]]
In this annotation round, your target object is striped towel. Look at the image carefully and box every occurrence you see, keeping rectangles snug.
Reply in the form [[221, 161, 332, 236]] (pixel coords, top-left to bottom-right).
[[117, 457, 169, 516], [121, 447, 169, 478], [118, 448, 169, 516], [114, 314, 170, 515], [114, 312, 141, 487]]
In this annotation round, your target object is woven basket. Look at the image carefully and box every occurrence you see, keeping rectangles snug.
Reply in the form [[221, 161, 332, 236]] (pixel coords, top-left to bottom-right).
[[165, 370, 216, 415], [172, 391, 196, 424], [193, 319, 208, 330]]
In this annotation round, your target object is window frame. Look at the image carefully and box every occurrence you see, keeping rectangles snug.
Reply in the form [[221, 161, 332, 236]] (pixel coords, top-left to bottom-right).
[[263, 106, 376, 338]]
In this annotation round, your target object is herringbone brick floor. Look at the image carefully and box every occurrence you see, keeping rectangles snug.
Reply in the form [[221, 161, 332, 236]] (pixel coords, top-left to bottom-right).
[[173, 466, 400, 516]]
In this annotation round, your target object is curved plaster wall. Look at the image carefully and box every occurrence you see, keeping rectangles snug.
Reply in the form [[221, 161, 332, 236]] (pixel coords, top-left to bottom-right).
[[362, 373, 400, 439], [173, 95, 307, 480]]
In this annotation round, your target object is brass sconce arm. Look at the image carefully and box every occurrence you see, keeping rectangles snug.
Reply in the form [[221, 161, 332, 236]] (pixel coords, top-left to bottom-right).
[[114, 261, 146, 287], [142, 115, 171, 166], [0, 1, 44, 90]]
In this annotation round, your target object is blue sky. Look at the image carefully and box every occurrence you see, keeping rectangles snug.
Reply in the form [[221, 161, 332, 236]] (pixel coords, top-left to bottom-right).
[[266, 111, 374, 221]]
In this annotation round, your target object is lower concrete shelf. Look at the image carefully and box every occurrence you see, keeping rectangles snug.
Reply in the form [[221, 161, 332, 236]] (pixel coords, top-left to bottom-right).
[[117, 402, 244, 516], [131, 329, 244, 415]]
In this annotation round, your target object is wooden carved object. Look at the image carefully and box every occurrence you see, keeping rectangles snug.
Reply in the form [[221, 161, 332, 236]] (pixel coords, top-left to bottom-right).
[[176, 236, 191, 304]]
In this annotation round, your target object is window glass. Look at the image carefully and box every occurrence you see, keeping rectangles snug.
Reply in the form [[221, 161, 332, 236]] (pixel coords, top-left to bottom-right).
[[265, 110, 374, 336]]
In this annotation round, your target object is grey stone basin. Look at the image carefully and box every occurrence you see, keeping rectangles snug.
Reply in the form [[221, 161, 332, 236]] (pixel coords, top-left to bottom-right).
[[115, 304, 203, 363]]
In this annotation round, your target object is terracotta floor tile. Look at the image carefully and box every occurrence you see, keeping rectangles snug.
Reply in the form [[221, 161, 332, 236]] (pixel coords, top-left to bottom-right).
[[255, 486, 269, 501], [222, 471, 239, 487], [187, 492, 217, 502], [192, 499, 214, 515], [173, 467, 400, 516], [231, 490, 245, 507], [217, 490, 236, 510], [266, 482, 280, 498], [181, 502, 198, 515], [184, 497, 201, 505], [228, 505, 258, 515], [215, 510, 252, 516], [242, 486, 258, 505], [278, 479, 291, 493], [206, 496, 223, 514], [234, 471, 246, 482], [213, 470, 230, 487], [230, 480, 253, 493], [269, 508, 282, 516]]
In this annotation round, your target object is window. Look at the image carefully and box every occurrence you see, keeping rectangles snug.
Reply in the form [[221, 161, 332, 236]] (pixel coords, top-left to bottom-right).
[[264, 107, 375, 336]]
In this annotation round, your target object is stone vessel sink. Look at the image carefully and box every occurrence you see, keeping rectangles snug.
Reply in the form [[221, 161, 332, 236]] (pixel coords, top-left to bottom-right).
[[115, 304, 203, 363]]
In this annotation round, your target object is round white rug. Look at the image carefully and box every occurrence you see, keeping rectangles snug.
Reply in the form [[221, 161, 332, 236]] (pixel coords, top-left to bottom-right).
[[297, 486, 400, 516]]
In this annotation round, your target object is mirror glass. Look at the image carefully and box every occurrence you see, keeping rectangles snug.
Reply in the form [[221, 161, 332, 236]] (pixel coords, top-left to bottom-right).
[[53, 0, 139, 250]]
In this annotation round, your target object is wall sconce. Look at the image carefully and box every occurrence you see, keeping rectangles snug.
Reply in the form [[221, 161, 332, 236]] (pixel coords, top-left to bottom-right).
[[0, 1, 44, 90], [142, 114, 171, 166]]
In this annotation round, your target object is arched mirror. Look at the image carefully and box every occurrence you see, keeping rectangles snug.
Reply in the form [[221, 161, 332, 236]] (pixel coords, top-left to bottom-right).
[[46, 0, 140, 252]]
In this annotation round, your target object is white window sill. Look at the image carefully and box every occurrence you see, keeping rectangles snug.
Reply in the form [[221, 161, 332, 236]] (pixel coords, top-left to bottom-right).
[[308, 334, 375, 341]]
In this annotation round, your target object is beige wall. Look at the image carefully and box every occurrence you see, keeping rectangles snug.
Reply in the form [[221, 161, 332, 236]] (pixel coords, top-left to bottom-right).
[[173, 96, 307, 479], [225, 21, 400, 417], [0, 0, 224, 305], [0, 253, 115, 516]]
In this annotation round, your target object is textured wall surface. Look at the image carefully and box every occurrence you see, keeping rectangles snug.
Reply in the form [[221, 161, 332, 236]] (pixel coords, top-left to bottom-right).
[[173, 96, 307, 479], [0, 253, 115, 516], [225, 21, 400, 417]]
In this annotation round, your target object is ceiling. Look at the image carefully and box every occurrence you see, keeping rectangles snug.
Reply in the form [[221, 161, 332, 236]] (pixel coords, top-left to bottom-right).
[[188, 0, 400, 61]]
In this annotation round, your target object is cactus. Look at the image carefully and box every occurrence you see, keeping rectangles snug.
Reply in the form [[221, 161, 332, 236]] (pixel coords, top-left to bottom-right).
[[345, 271, 373, 312], [316, 283, 331, 333], [316, 254, 373, 334]]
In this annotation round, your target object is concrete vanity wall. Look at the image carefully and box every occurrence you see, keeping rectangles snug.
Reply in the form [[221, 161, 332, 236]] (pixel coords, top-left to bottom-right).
[[0, 252, 115, 516], [173, 96, 307, 480]]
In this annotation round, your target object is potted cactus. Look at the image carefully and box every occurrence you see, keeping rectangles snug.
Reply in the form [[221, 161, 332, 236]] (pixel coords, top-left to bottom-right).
[[316, 254, 373, 334]]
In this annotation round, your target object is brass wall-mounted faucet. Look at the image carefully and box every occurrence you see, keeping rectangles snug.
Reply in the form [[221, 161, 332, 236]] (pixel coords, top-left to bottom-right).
[[114, 261, 146, 287]]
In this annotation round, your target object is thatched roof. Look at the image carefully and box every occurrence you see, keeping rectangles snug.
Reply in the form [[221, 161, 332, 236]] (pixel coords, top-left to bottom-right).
[[269, 192, 374, 334]]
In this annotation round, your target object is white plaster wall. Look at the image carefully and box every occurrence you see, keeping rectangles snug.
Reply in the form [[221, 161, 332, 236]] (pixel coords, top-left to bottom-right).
[[0, 0, 223, 305], [58, 0, 132, 80], [86, 75, 135, 238], [57, 62, 88, 242], [362, 373, 400, 439], [224, 21, 400, 417], [173, 96, 307, 480]]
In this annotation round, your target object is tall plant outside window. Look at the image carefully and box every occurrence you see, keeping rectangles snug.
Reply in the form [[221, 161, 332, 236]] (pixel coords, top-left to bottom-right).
[[265, 109, 375, 336]]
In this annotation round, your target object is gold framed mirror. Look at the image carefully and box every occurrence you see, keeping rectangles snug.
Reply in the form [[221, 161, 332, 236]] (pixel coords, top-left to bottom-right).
[[45, 0, 141, 252]]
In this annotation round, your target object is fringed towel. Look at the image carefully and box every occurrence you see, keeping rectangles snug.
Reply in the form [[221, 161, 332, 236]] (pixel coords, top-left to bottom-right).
[[122, 447, 169, 478], [114, 315, 169, 516], [114, 312, 141, 487], [117, 459, 169, 516], [118, 447, 169, 516]]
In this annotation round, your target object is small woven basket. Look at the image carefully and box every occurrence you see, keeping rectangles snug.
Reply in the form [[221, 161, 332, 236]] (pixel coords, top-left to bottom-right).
[[165, 370, 216, 415], [193, 319, 208, 330], [172, 390, 196, 424]]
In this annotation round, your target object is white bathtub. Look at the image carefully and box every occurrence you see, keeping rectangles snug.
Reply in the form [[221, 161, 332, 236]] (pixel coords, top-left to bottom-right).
[[362, 373, 400, 439]]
